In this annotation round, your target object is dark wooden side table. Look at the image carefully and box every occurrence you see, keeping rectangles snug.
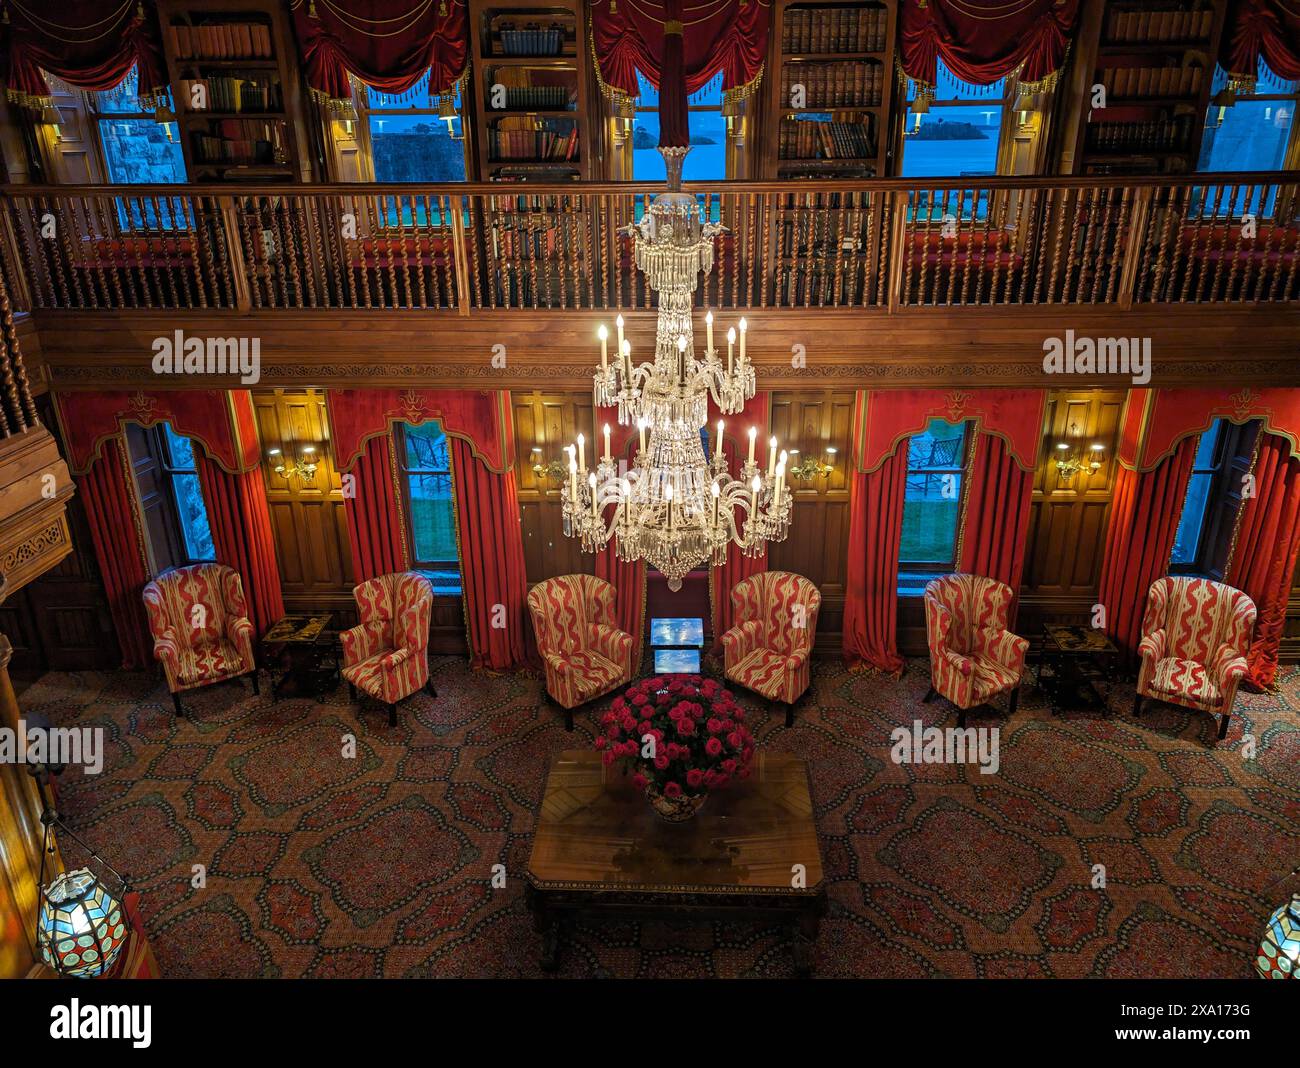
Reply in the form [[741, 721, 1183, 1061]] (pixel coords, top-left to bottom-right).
[[1037, 623, 1120, 715], [260, 614, 340, 703], [525, 750, 826, 975]]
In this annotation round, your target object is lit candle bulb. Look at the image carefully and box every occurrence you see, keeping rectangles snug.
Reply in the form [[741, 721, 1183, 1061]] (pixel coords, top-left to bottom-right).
[[705, 310, 714, 352], [603, 423, 611, 462], [747, 425, 757, 465], [767, 436, 778, 477], [598, 324, 608, 371], [589, 473, 598, 517], [776, 454, 787, 507], [622, 338, 632, 381], [677, 335, 688, 385], [568, 457, 578, 502], [750, 475, 760, 516], [716, 419, 724, 458], [616, 314, 625, 356], [726, 327, 735, 375], [739, 317, 747, 363], [576, 432, 585, 474], [711, 480, 720, 521]]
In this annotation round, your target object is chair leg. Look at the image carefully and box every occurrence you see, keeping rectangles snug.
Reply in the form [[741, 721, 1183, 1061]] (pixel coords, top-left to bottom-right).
[[1132, 692, 1143, 717], [1007, 686, 1020, 717], [957, 707, 966, 729], [348, 682, 357, 702], [172, 692, 184, 717], [1218, 711, 1231, 741], [564, 705, 574, 733], [387, 703, 397, 728], [250, 671, 260, 696], [425, 677, 437, 698], [922, 686, 938, 704]]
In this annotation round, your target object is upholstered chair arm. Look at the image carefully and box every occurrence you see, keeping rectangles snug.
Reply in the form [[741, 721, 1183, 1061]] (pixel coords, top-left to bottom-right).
[[721, 619, 763, 668], [590, 624, 633, 677], [341, 621, 385, 666], [543, 651, 574, 677], [151, 627, 182, 674], [974, 627, 1028, 676], [1138, 628, 1167, 662], [380, 646, 414, 670], [941, 649, 975, 677], [225, 615, 256, 666], [1211, 643, 1249, 693]]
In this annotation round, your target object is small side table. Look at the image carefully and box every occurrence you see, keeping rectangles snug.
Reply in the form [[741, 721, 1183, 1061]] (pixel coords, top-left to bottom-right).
[[1037, 623, 1119, 715], [261, 614, 340, 703]]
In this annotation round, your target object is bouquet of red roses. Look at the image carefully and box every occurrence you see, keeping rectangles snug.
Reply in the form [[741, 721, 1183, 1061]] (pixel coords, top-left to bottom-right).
[[595, 674, 755, 801]]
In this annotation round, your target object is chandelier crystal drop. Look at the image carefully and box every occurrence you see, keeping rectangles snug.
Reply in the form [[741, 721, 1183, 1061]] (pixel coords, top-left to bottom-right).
[[560, 148, 792, 591]]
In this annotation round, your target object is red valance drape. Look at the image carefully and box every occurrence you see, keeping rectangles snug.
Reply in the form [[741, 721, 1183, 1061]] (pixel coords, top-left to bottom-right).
[[78, 438, 152, 670], [327, 388, 511, 474], [2, 1, 168, 108], [53, 389, 261, 476], [959, 430, 1036, 613], [290, 0, 469, 104], [196, 456, 285, 637], [451, 434, 528, 670], [708, 390, 769, 648], [344, 433, 408, 583], [1097, 437, 1198, 660], [1220, 0, 1300, 85], [1225, 432, 1300, 690], [899, 0, 1080, 92], [590, 0, 769, 112], [1121, 387, 1300, 472]]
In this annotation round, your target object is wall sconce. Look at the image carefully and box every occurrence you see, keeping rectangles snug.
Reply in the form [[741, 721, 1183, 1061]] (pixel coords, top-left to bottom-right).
[[531, 446, 567, 486], [1015, 91, 1042, 129], [1054, 425, 1104, 485], [39, 105, 62, 145], [153, 102, 177, 142], [1207, 86, 1235, 129], [788, 446, 836, 482], [269, 444, 319, 484], [437, 97, 464, 141]]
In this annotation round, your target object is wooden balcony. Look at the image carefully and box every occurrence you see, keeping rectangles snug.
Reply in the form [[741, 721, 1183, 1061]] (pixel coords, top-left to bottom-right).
[[5, 173, 1299, 390]]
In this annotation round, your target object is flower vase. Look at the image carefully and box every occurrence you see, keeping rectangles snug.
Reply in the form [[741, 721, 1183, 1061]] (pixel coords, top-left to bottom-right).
[[644, 783, 707, 823]]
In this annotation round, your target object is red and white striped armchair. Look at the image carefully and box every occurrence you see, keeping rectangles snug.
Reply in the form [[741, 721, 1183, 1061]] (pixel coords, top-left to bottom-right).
[[923, 573, 1027, 727], [142, 563, 259, 716], [342, 571, 435, 727], [1136, 576, 1256, 740], [527, 574, 634, 730], [721, 571, 821, 726]]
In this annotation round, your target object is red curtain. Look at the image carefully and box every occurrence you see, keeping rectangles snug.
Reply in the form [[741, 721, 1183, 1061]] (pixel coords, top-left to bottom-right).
[[1097, 438, 1198, 660], [591, 0, 768, 109], [2, 2, 167, 107], [899, 0, 1080, 92], [1225, 432, 1300, 689], [843, 442, 908, 676], [291, 0, 469, 103], [195, 455, 285, 638], [451, 437, 528, 670], [1221, 0, 1300, 84], [344, 434, 407, 583], [595, 549, 647, 673], [78, 438, 151, 670], [959, 431, 1035, 614]]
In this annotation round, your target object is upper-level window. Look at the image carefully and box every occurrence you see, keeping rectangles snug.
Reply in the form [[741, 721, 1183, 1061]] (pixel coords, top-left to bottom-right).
[[1171, 418, 1260, 579], [632, 70, 727, 180], [126, 421, 215, 572], [363, 70, 467, 182], [92, 67, 186, 186], [900, 419, 970, 575], [1199, 62, 1298, 174], [901, 60, 1006, 179], [396, 422, 460, 591], [162, 425, 216, 564]]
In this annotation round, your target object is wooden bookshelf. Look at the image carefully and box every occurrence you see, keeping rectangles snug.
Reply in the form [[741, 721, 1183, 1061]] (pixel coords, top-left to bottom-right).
[[1073, 0, 1229, 176], [763, 0, 897, 179], [468, 2, 592, 181], [156, 0, 312, 183]]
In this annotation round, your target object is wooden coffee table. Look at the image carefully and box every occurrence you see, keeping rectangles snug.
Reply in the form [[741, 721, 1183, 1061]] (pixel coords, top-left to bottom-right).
[[1037, 623, 1120, 715], [525, 750, 826, 975], [261, 614, 340, 703]]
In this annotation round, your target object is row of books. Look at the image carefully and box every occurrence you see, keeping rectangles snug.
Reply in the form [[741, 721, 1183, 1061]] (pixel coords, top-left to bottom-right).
[[167, 20, 275, 61], [177, 76, 282, 115], [489, 86, 574, 111], [779, 117, 875, 160], [494, 23, 568, 57], [192, 133, 277, 166], [782, 6, 889, 54], [780, 61, 884, 108], [489, 122, 580, 162], [1098, 65, 1204, 100], [1087, 115, 1194, 153], [1104, 8, 1214, 45]]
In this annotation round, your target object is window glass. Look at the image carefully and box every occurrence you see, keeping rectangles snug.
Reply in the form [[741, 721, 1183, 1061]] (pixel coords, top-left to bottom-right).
[[632, 70, 726, 180], [162, 423, 215, 563], [1199, 61, 1297, 173], [94, 67, 186, 186], [900, 419, 968, 568], [1171, 419, 1225, 567], [367, 72, 466, 182], [902, 61, 1005, 179], [401, 422, 459, 568]]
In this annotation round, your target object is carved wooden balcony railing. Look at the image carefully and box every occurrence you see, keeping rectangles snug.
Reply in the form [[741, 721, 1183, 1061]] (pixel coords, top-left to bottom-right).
[[2, 173, 1297, 315]]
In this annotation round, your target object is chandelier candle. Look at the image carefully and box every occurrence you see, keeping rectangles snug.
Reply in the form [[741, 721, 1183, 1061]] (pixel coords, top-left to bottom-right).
[[559, 144, 792, 590]]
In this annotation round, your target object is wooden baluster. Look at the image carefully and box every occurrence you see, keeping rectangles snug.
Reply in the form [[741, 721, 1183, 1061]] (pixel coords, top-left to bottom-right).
[[12, 198, 49, 308], [94, 195, 130, 309], [150, 196, 178, 307], [1189, 184, 1219, 302], [576, 192, 592, 309], [1147, 187, 1176, 302], [1279, 185, 1299, 300], [295, 196, 319, 308], [1224, 184, 1252, 302], [896, 192, 913, 307], [1253, 188, 1279, 302], [39, 197, 71, 308], [234, 199, 262, 308], [1209, 183, 1237, 301], [759, 192, 772, 308], [385, 196, 402, 307], [128, 197, 157, 308], [202, 194, 233, 308], [1094, 187, 1116, 303], [1014, 189, 1035, 305], [68, 197, 102, 309], [1044, 188, 1067, 303], [58, 194, 91, 308], [1065, 188, 1086, 302], [938, 188, 955, 307]]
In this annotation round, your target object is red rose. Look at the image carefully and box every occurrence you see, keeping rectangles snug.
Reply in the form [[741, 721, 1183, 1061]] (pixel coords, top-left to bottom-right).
[[732, 708, 746, 721], [605, 723, 621, 739], [705, 737, 723, 757], [675, 717, 696, 737], [632, 772, 648, 789], [686, 768, 704, 789], [722, 758, 737, 774], [631, 692, 649, 706], [663, 781, 682, 798], [638, 720, 652, 735], [602, 750, 616, 766], [707, 718, 722, 734], [728, 731, 743, 749], [594, 736, 607, 751], [654, 754, 670, 770], [656, 692, 672, 706]]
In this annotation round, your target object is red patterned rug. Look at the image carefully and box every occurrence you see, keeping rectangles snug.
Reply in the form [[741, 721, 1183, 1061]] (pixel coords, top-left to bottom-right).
[[20, 658, 1300, 978]]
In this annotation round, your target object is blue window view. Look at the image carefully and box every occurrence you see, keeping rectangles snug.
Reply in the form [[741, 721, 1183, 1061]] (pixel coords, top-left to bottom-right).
[[1199, 62, 1296, 174], [900, 419, 968, 567], [632, 70, 727, 181], [368, 72, 466, 183], [1171, 419, 1225, 568], [655, 648, 701, 673], [161, 423, 215, 563], [96, 68, 186, 186], [650, 617, 704, 647], [902, 62, 1005, 179], [402, 422, 459, 568]]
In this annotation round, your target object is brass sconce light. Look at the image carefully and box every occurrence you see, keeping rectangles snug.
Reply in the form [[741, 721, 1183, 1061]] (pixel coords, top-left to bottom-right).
[[788, 446, 836, 482], [1054, 425, 1104, 485], [40, 105, 62, 145], [269, 444, 319, 484], [531, 446, 567, 486]]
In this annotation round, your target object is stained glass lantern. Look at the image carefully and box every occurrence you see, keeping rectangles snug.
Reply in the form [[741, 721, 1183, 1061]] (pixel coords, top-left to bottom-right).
[[1256, 893, 1300, 980], [36, 868, 127, 978]]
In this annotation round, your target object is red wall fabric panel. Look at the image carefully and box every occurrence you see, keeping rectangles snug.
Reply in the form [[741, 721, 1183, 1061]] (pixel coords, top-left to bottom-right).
[[959, 431, 1035, 616], [843, 441, 908, 676], [344, 434, 407, 583]]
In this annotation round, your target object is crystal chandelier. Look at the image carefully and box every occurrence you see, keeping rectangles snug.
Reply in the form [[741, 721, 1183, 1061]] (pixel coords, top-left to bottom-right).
[[559, 148, 792, 591]]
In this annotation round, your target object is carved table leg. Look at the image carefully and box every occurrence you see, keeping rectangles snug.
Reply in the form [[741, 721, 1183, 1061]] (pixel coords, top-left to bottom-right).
[[526, 884, 562, 972], [790, 910, 820, 977]]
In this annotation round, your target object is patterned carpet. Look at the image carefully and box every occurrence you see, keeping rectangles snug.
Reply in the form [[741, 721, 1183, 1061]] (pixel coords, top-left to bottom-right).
[[18, 657, 1300, 979]]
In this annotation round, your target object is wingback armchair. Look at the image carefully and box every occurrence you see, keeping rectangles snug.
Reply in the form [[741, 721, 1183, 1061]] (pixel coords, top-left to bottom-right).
[[341, 571, 435, 727], [923, 573, 1027, 727], [527, 574, 634, 730], [1136, 576, 1256, 740], [721, 571, 821, 727], [142, 563, 258, 716]]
